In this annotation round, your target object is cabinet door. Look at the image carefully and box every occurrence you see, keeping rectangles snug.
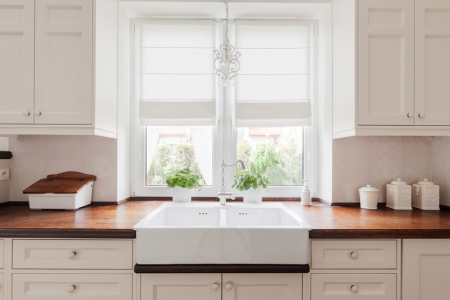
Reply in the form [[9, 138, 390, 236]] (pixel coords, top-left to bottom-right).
[[415, 0, 450, 125], [403, 239, 450, 300], [12, 273, 132, 300], [222, 273, 302, 300], [35, 0, 93, 125], [357, 0, 415, 125], [140, 274, 222, 300], [0, 0, 34, 124]]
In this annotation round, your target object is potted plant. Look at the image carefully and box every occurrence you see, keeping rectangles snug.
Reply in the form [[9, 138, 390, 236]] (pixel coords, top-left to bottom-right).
[[166, 168, 202, 202], [232, 170, 269, 203]]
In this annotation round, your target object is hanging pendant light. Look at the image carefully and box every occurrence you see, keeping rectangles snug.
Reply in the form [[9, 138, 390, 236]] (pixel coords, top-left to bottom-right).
[[214, 0, 241, 86]]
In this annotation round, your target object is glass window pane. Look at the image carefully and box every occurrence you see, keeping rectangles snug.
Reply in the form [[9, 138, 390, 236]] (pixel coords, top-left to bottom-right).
[[236, 127, 303, 186], [146, 127, 213, 186]]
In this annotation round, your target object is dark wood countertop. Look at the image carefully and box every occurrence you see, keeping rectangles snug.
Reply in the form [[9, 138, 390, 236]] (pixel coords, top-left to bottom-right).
[[0, 201, 450, 239]]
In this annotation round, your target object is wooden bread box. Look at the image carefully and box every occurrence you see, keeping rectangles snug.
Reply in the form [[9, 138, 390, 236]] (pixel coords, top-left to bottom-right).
[[23, 172, 96, 210]]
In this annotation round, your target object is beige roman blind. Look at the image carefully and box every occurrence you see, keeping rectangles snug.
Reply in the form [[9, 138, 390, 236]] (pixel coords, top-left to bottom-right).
[[139, 19, 216, 126], [234, 20, 312, 127]]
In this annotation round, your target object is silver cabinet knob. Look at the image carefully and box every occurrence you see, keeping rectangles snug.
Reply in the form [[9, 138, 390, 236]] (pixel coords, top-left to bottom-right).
[[34, 110, 41, 116], [350, 251, 359, 259], [22, 110, 30, 116], [68, 251, 76, 259], [407, 113, 413, 118], [67, 285, 76, 293], [225, 283, 233, 290], [211, 283, 219, 291], [418, 113, 426, 118], [351, 285, 359, 293]]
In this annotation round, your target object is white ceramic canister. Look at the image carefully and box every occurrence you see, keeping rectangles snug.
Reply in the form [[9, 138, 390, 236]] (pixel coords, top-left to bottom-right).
[[359, 185, 379, 209], [172, 186, 192, 202], [386, 178, 412, 210], [412, 179, 440, 210]]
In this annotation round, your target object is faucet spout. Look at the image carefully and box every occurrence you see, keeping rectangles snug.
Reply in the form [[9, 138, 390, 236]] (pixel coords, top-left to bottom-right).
[[218, 160, 245, 205]]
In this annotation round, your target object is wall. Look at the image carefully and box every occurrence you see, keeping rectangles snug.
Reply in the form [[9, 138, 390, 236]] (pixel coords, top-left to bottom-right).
[[0, 137, 10, 203], [432, 137, 450, 207], [332, 136, 434, 203], [8, 136, 117, 202]]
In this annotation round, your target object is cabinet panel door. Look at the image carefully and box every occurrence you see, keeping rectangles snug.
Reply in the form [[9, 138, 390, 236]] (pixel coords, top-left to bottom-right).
[[357, 0, 415, 125], [140, 274, 222, 300], [12, 273, 132, 300], [35, 0, 92, 125], [415, 0, 450, 125], [0, 0, 34, 124], [403, 239, 450, 300], [222, 273, 302, 300], [311, 274, 396, 300]]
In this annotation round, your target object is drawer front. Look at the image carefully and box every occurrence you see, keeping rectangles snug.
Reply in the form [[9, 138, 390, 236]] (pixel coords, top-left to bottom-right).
[[0, 240, 3, 269], [13, 240, 132, 270], [311, 240, 397, 269], [12, 273, 132, 300], [311, 274, 396, 300]]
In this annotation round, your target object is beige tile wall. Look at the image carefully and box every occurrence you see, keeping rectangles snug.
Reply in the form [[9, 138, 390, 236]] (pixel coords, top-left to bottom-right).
[[0, 159, 10, 203], [9, 136, 117, 202], [333, 136, 433, 203], [432, 137, 450, 207]]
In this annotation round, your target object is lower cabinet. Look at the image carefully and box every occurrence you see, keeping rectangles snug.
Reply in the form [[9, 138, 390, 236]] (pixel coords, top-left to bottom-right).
[[12, 274, 132, 300], [403, 239, 450, 300], [140, 273, 303, 300], [310, 274, 396, 300]]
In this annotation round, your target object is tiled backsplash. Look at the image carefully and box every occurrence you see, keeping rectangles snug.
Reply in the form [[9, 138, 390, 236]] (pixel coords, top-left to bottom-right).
[[8, 136, 117, 203], [332, 136, 450, 204], [0, 159, 10, 203]]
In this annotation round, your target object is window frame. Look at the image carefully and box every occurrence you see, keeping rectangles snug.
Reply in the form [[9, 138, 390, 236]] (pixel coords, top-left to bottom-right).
[[131, 18, 318, 198]]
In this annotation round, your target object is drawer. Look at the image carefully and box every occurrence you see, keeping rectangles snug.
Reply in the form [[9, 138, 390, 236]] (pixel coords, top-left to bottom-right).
[[311, 274, 396, 300], [13, 240, 132, 270], [311, 240, 397, 269], [0, 240, 3, 269], [12, 273, 132, 300]]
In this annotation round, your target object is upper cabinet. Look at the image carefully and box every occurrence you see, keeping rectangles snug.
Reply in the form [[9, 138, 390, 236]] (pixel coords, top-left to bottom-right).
[[0, 0, 118, 138], [333, 0, 450, 138]]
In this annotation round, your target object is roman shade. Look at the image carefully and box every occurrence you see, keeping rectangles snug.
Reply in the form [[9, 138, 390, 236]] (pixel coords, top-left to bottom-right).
[[139, 20, 216, 126], [234, 20, 312, 127]]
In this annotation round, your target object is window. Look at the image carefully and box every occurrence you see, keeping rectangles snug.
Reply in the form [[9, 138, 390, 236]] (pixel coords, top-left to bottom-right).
[[132, 18, 316, 198]]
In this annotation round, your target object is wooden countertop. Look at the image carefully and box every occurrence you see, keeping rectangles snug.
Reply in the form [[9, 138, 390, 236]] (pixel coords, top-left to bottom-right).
[[0, 201, 449, 239]]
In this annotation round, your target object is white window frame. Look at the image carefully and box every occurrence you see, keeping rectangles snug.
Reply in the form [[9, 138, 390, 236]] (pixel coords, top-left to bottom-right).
[[131, 18, 318, 198]]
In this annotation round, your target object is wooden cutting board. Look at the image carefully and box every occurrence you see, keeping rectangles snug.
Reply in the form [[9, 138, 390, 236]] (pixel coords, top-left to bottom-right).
[[23, 172, 96, 194]]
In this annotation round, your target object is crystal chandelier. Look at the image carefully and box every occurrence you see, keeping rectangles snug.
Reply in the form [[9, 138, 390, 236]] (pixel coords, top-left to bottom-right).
[[214, 0, 240, 86]]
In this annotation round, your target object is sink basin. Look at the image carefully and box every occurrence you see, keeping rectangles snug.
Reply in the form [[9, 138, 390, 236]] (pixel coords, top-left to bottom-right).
[[134, 202, 312, 265]]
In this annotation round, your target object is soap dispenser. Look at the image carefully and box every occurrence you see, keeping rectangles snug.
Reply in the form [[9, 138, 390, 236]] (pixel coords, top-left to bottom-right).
[[301, 179, 311, 206]]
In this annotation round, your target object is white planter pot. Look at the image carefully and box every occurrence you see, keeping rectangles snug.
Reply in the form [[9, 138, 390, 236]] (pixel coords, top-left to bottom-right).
[[172, 186, 192, 202], [243, 186, 264, 203]]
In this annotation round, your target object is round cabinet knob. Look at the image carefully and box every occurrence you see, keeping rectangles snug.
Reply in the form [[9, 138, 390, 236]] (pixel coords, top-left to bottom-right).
[[418, 113, 426, 118], [350, 251, 359, 259], [225, 283, 233, 290], [67, 285, 76, 293], [211, 283, 219, 291], [351, 285, 359, 293], [34, 110, 41, 116], [407, 113, 413, 118], [68, 251, 76, 259], [22, 110, 30, 116]]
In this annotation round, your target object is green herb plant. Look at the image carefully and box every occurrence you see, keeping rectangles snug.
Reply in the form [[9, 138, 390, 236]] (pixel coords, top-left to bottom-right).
[[232, 170, 269, 191], [166, 168, 202, 190]]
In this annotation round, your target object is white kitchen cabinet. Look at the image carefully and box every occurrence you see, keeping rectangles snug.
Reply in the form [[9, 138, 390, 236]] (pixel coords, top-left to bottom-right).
[[0, 0, 118, 138], [12, 273, 132, 300], [141, 273, 302, 300], [222, 273, 302, 300], [333, 0, 450, 138], [0, 0, 35, 124], [403, 239, 450, 300]]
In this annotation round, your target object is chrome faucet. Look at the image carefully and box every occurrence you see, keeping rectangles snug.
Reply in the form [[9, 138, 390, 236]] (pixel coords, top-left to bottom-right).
[[218, 160, 245, 206]]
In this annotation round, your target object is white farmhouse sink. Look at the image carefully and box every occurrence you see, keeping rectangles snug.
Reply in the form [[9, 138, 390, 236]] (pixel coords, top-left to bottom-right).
[[134, 202, 312, 265]]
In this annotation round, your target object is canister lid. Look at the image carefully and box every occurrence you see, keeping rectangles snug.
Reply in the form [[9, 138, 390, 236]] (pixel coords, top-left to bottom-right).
[[390, 178, 407, 186], [359, 185, 379, 192], [416, 178, 435, 186]]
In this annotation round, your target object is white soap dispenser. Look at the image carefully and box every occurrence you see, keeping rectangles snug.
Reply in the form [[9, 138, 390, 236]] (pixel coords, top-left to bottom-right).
[[301, 179, 311, 206]]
